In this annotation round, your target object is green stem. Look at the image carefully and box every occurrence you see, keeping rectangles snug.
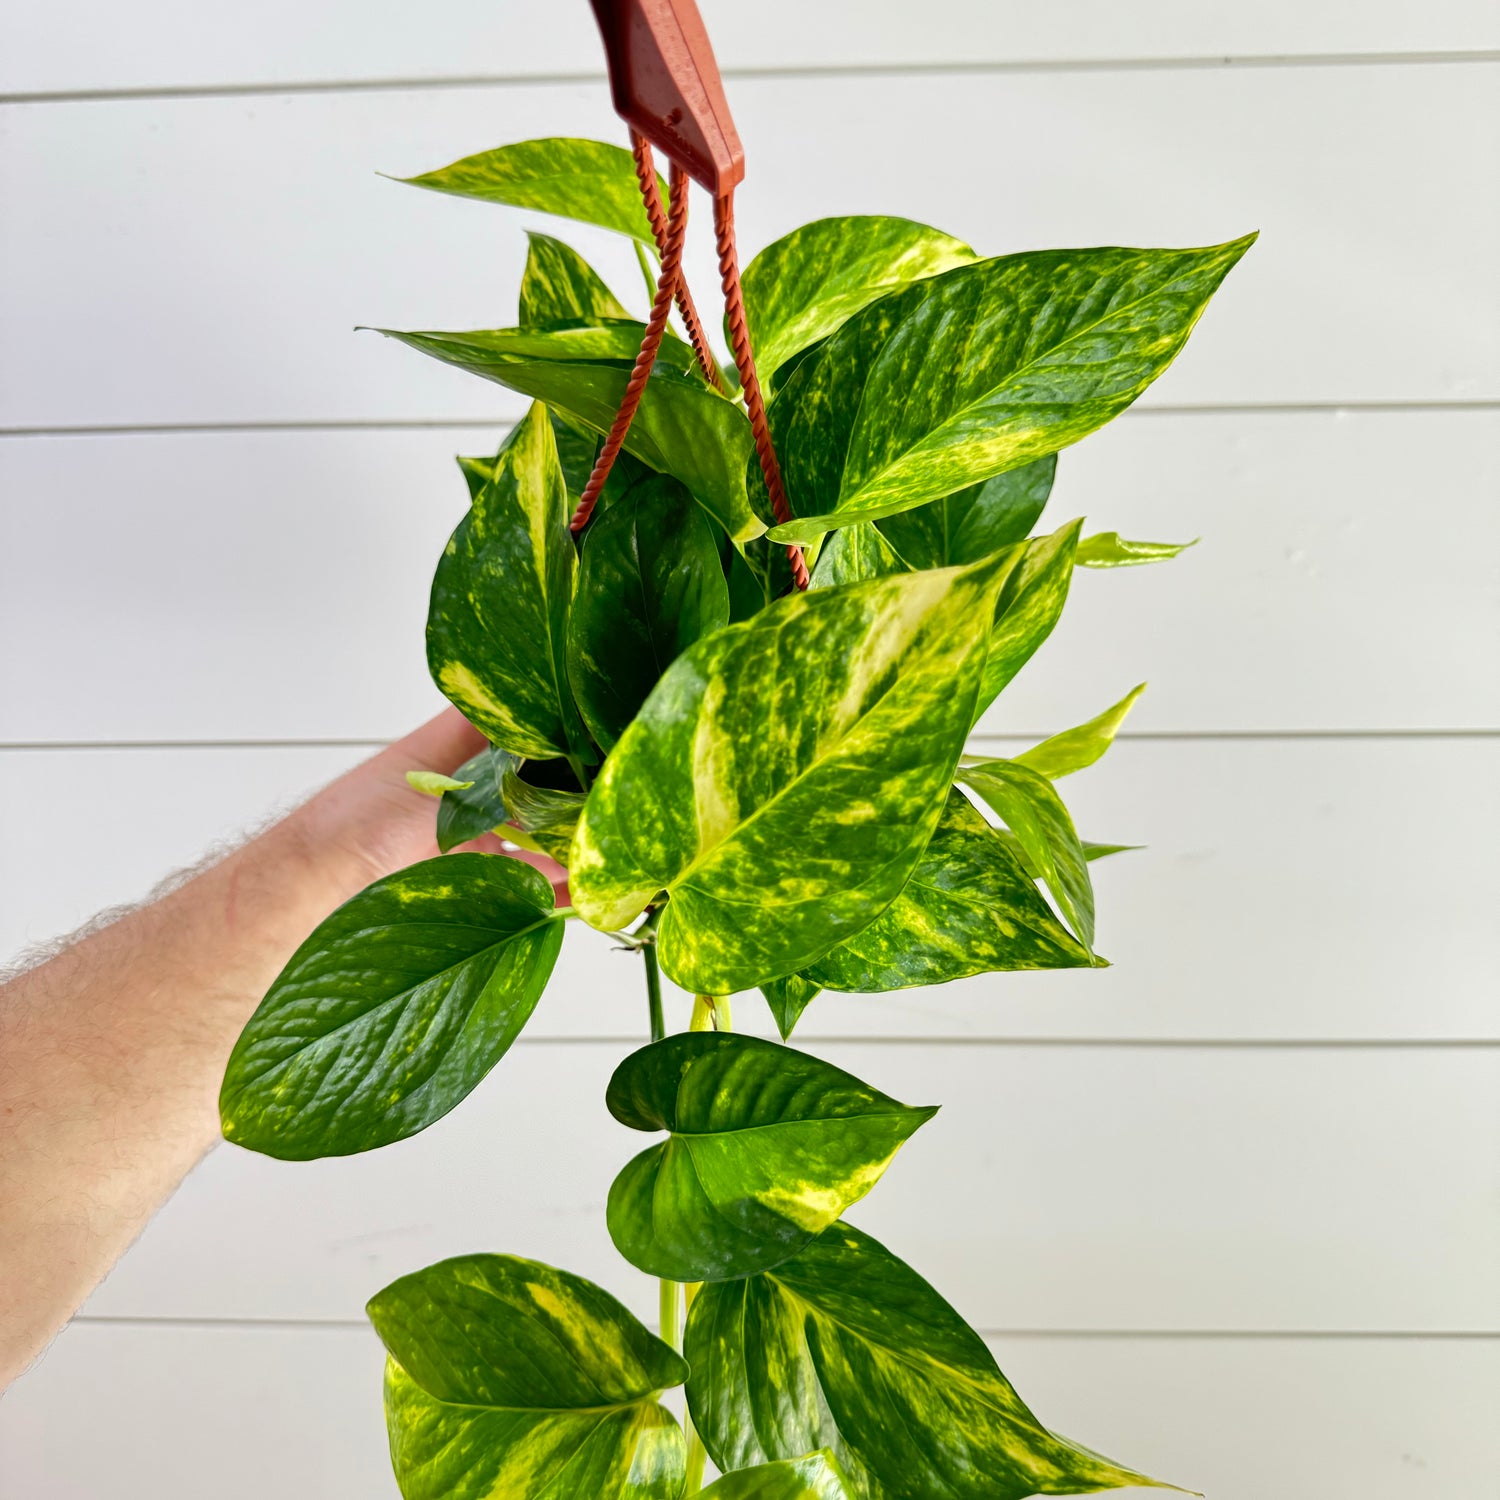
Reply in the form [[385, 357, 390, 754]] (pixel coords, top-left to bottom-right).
[[565, 753, 594, 794], [684, 1423, 708, 1493], [658, 1277, 681, 1351], [643, 938, 665, 1044]]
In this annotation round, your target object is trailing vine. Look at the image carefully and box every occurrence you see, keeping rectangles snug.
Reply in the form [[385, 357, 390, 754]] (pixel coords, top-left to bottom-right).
[[217, 14, 1251, 1496]]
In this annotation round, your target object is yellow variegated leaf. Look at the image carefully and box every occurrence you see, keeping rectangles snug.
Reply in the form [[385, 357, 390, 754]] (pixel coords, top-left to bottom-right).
[[569, 556, 1012, 993]]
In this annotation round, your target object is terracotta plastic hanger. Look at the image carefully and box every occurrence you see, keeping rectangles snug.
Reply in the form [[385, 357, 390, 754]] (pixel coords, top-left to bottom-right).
[[576, 0, 808, 590]]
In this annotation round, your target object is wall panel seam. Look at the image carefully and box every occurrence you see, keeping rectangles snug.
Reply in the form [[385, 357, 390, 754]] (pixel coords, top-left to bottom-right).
[[4, 49, 1500, 107]]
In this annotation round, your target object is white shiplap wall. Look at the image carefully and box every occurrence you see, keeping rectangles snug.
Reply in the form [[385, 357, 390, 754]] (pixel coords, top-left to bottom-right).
[[1, 4, 1497, 1498]]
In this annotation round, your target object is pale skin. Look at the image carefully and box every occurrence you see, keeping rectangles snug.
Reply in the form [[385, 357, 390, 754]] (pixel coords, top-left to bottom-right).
[[0, 709, 565, 1389]]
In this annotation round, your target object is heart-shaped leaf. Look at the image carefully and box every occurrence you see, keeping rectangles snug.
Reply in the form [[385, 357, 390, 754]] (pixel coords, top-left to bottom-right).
[[427, 402, 590, 762], [368, 1253, 687, 1500], [803, 789, 1094, 991], [742, 216, 976, 382], [957, 760, 1095, 954], [876, 455, 1056, 570], [698, 1452, 855, 1500], [1076, 532, 1197, 567], [1015, 684, 1146, 780], [395, 137, 665, 245], [685, 1223, 1177, 1500], [380, 327, 760, 542], [569, 473, 730, 750], [762, 237, 1255, 543], [569, 555, 1011, 993], [219, 855, 563, 1159], [519, 231, 631, 326], [434, 744, 516, 853], [605, 1033, 935, 1281]]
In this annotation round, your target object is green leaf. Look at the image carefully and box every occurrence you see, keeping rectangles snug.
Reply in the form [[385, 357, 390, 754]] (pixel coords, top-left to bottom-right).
[[380, 327, 761, 543], [368, 1253, 688, 1500], [698, 1453, 854, 1500], [1015, 684, 1146, 780], [762, 237, 1255, 543], [569, 555, 1012, 993], [685, 1222, 1176, 1500], [761, 973, 822, 1040], [219, 855, 563, 1159], [803, 789, 1093, 991], [606, 1033, 935, 1281], [1076, 532, 1197, 567], [427, 402, 590, 762], [742, 216, 976, 382], [975, 520, 1080, 721], [876, 455, 1056, 570], [406, 770, 472, 796], [435, 745, 516, 853], [501, 763, 586, 865], [727, 535, 797, 620], [957, 760, 1095, 954], [519, 231, 631, 326], [806, 522, 907, 590], [568, 473, 730, 750], [394, 137, 664, 245]]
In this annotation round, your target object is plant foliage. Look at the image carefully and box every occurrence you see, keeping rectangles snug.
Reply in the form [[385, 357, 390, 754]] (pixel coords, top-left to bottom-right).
[[222, 118, 1250, 1497]]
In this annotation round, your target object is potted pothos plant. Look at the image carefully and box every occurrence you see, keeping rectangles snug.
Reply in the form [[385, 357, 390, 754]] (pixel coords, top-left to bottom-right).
[[218, 120, 1250, 1498]]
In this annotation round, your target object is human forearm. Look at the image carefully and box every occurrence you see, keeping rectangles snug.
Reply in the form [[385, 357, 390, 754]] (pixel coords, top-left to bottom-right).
[[0, 710, 501, 1385]]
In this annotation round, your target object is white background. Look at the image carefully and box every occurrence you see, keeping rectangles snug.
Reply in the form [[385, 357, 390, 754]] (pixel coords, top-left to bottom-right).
[[1, 3, 1497, 1496]]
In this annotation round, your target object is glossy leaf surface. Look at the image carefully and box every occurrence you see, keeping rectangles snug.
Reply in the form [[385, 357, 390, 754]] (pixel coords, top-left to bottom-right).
[[876, 455, 1056, 570], [741, 216, 976, 381], [381, 327, 760, 542], [220, 856, 562, 1159], [435, 745, 516, 853], [763, 238, 1255, 543], [519, 231, 631, 326], [685, 1223, 1173, 1499], [958, 760, 1095, 953], [804, 790, 1093, 991], [606, 1033, 935, 1280], [698, 1453, 854, 1500], [369, 1253, 687, 1500], [1016, 684, 1146, 779], [427, 402, 588, 761], [761, 974, 822, 1040], [806, 522, 906, 591], [570, 556, 1011, 993], [1076, 532, 1197, 567], [501, 764, 586, 865], [397, 137, 664, 245], [975, 521, 1080, 720], [569, 474, 730, 750]]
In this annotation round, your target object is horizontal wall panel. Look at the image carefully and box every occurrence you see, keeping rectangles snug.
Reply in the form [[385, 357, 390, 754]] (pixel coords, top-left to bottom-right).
[[5, 738, 1495, 1041], [6, 1323, 1495, 1500], [2, 412, 1495, 743], [3, 65, 1496, 430], [80, 1043, 1500, 1331], [6, 1, 1498, 97]]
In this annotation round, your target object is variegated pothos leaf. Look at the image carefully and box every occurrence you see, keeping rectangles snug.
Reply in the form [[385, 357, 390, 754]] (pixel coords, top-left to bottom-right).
[[368, 1254, 688, 1500], [684, 1222, 1179, 1500], [395, 137, 665, 245], [1015, 684, 1146, 779], [219, 856, 563, 1159], [427, 402, 590, 762], [803, 789, 1094, 991], [519, 231, 631, 326], [761, 238, 1255, 543], [569, 556, 1013, 993], [605, 1033, 935, 1280], [1076, 532, 1197, 567], [742, 215, 977, 382], [698, 1453, 855, 1499]]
